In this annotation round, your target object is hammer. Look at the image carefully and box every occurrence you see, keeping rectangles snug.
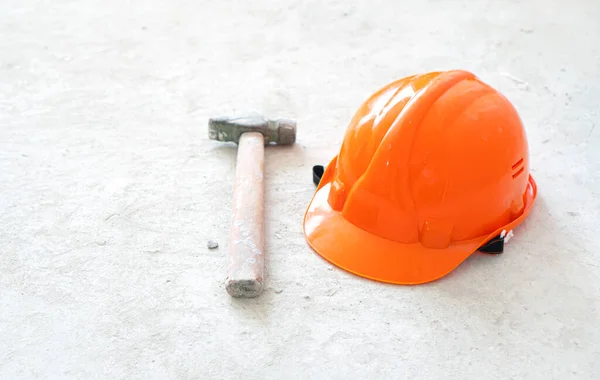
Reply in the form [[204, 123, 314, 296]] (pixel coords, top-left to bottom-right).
[[209, 115, 297, 297]]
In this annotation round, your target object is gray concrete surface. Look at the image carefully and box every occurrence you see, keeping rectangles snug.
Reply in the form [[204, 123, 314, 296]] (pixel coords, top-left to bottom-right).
[[1, 0, 599, 379]]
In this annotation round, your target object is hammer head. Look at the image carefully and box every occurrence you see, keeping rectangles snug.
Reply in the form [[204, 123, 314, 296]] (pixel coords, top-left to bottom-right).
[[208, 115, 296, 145]]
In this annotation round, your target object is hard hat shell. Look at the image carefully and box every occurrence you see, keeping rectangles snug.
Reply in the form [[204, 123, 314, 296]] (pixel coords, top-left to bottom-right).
[[303, 70, 537, 284]]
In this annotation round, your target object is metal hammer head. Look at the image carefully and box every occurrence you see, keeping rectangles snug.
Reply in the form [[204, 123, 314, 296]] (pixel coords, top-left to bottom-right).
[[208, 115, 296, 145]]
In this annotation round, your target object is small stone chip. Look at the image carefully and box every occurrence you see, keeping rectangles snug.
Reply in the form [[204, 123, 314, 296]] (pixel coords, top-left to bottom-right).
[[207, 240, 219, 249]]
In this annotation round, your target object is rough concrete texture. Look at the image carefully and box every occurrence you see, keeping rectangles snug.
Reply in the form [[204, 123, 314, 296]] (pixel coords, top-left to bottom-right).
[[1, 0, 599, 379]]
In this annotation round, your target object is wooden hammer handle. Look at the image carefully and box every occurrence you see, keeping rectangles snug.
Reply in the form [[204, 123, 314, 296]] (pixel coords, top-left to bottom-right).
[[225, 131, 265, 297]]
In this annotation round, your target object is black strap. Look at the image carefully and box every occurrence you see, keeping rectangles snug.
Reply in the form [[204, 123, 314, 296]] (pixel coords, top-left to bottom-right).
[[478, 234, 505, 254], [311, 163, 505, 253], [313, 165, 324, 186]]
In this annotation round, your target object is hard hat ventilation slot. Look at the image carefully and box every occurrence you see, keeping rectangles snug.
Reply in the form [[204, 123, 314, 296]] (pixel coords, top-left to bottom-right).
[[511, 158, 524, 169], [512, 167, 525, 179], [511, 158, 524, 179]]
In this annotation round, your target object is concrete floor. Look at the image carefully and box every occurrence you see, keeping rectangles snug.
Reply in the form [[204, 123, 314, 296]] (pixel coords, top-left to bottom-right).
[[1, 0, 599, 378]]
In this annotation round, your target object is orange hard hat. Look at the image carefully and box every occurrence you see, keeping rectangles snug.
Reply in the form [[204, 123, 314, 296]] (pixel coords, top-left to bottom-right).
[[303, 70, 537, 284]]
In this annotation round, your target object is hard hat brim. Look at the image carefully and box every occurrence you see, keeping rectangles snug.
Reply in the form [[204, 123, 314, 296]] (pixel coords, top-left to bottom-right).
[[303, 157, 538, 285]]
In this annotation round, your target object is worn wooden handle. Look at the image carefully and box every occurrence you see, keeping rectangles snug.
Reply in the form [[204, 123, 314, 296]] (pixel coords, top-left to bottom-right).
[[225, 131, 265, 297]]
